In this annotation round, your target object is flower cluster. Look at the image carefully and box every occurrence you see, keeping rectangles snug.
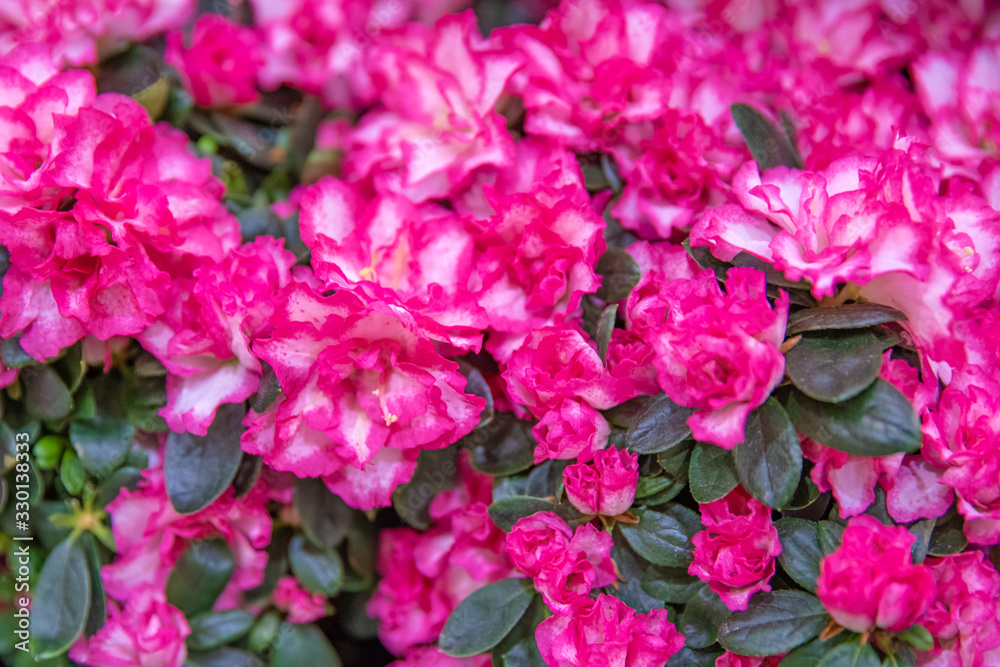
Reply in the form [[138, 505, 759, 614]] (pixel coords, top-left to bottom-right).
[[3, 0, 1000, 666]]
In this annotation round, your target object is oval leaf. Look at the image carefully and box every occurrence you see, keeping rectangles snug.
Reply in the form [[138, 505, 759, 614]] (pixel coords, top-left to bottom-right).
[[774, 518, 822, 592], [467, 415, 536, 476], [717, 590, 828, 656], [488, 497, 583, 532], [295, 477, 353, 549], [625, 394, 695, 455], [786, 379, 922, 457], [165, 403, 245, 514], [619, 506, 701, 568], [818, 643, 881, 667], [188, 610, 255, 651], [271, 622, 342, 667], [678, 585, 730, 649], [69, 416, 135, 478], [785, 331, 883, 403], [735, 399, 802, 509], [595, 248, 641, 302], [21, 365, 73, 421], [392, 446, 458, 530], [31, 537, 90, 658], [786, 303, 907, 336], [165, 537, 235, 617], [289, 534, 343, 597], [689, 443, 738, 504], [596, 303, 618, 364], [439, 578, 535, 657], [641, 565, 703, 604], [731, 103, 802, 171]]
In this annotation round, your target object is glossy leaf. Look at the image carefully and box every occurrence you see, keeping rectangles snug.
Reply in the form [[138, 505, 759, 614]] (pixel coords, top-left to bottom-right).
[[188, 611, 255, 652], [731, 103, 802, 170], [488, 497, 583, 532], [678, 586, 730, 649], [164, 403, 245, 514], [774, 518, 822, 592], [289, 535, 343, 597], [688, 442, 738, 504], [818, 643, 881, 667], [165, 537, 235, 617], [69, 417, 135, 478], [785, 331, 883, 403], [32, 537, 90, 658], [625, 394, 695, 455], [595, 248, 641, 302], [735, 399, 802, 509], [271, 622, 342, 667], [619, 506, 701, 567], [439, 578, 536, 657], [786, 304, 907, 336], [294, 477, 353, 549], [717, 591, 828, 656]]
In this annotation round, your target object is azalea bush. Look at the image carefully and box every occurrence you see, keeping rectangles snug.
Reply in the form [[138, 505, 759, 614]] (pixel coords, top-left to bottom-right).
[[1, 0, 999, 666]]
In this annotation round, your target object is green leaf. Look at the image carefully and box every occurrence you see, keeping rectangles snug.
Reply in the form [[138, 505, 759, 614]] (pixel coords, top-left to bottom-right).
[[295, 477, 353, 549], [909, 518, 935, 564], [164, 403, 245, 514], [625, 394, 695, 454], [21, 365, 73, 420], [785, 331, 883, 403], [786, 304, 907, 336], [165, 537, 235, 617], [689, 442, 738, 504], [779, 639, 832, 667], [59, 449, 87, 495], [667, 648, 724, 666], [595, 248, 641, 302], [31, 537, 90, 658], [596, 303, 618, 364], [80, 533, 106, 637], [818, 643, 881, 667], [717, 590, 829, 656], [641, 565, 703, 604], [501, 637, 547, 667], [69, 417, 135, 478], [249, 361, 281, 413], [289, 534, 343, 597], [488, 496, 584, 532], [0, 335, 36, 368], [439, 578, 536, 657], [493, 594, 549, 667], [735, 399, 802, 509], [467, 414, 536, 476], [606, 530, 666, 611], [270, 622, 342, 667], [731, 103, 802, 171], [774, 518, 822, 592], [96, 466, 142, 508], [187, 610, 255, 652], [896, 624, 933, 651], [927, 505, 966, 556], [393, 446, 458, 530], [635, 475, 680, 500], [188, 647, 265, 667], [33, 435, 68, 470], [678, 585, 730, 649], [619, 506, 701, 567], [817, 521, 845, 556], [786, 380, 922, 457]]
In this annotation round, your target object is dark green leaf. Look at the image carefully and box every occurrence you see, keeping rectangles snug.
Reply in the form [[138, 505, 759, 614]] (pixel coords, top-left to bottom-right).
[[641, 565, 703, 604], [462, 364, 495, 429], [0, 336, 35, 368], [635, 475, 680, 499], [667, 648, 724, 666], [625, 394, 695, 454], [718, 590, 828, 656], [595, 248, 641, 302], [231, 454, 263, 499], [59, 449, 87, 495], [289, 534, 343, 597], [501, 637, 547, 667], [188, 647, 265, 667], [731, 103, 802, 170], [784, 475, 824, 512], [164, 403, 245, 514], [249, 361, 281, 413], [679, 585, 730, 649], [596, 303, 618, 364], [735, 399, 802, 509], [187, 610, 255, 651], [80, 533, 106, 637], [603, 396, 654, 428], [786, 331, 883, 403], [493, 594, 549, 667], [295, 477, 353, 549], [689, 442, 738, 503], [21, 365, 72, 420], [439, 578, 536, 657], [817, 521, 845, 556], [779, 639, 831, 667], [31, 537, 90, 658], [786, 304, 907, 336], [271, 622, 342, 667], [909, 518, 935, 564], [393, 446, 458, 530], [606, 529, 665, 611], [786, 380, 922, 457], [526, 459, 570, 499], [774, 518, 822, 592], [69, 417, 135, 478], [927, 505, 965, 556], [165, 537, 234, 617], [619, 506, 701, 567], [818, 643, 880, 667], [488, 497, 584, 532], [467, 415, 536, 476], [97, 466, 142, 508]]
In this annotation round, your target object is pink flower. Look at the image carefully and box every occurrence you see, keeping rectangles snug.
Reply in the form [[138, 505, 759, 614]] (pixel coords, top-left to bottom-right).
[[688, 487, 781, 611], [715, 653, 784, 667], [391, 648, 491, 667], [504, 324, 647, 418], [817, 515, 936, 633], [243, 283, 485, 509], [535, 594, 685, 667], [645, 267, 789, 449], [165, 14, 261, 107], [563, 445, 638, 516], [101, 465, 273, 608], [68, 585, 189, 667], [139, 237, 296, 435], [918, 552, 1000, 667], [531, 398, 610, 463], [343, 11, 521, 202], [369, 456, 516, 655], [273, 576, 327, 624], [624, 241, 700, 335], [506, 512, 616, 612]]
